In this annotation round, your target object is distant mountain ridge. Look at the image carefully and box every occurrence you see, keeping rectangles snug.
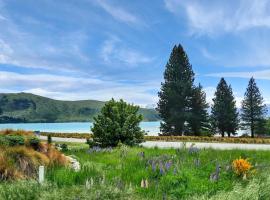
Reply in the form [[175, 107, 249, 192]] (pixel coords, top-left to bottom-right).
[[0, 93, 160, 123]]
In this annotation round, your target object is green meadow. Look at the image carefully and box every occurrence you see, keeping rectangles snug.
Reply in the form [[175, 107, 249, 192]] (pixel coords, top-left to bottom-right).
[[1, 142, 270, 200]]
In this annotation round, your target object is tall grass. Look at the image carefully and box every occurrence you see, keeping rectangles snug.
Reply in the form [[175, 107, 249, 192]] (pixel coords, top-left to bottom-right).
[[45, 145, 270, 199]]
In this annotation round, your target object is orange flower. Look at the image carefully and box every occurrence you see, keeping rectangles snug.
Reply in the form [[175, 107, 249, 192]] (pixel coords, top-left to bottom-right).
[[232, 157, 252, 176]]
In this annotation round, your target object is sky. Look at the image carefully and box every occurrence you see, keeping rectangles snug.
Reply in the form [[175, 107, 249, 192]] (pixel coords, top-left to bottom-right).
[[0, 0, 270, 108]]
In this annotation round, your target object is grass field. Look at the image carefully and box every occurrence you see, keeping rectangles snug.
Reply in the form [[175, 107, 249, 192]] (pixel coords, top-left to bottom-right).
[[1, 142, 270, 200]]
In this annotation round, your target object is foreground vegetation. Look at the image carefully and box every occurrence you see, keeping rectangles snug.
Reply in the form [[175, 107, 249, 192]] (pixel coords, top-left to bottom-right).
[[1, 139, 270, 199]]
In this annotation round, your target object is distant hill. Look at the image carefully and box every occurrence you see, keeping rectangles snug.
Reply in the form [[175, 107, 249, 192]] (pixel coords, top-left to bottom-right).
[[0, 93, 160, 123]]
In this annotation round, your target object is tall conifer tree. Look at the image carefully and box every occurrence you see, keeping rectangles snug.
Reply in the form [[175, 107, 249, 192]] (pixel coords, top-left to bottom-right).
[[188, 84, 209, 135], [157, 44, 194, 135], [211, 78, 239, 137], [241, 77, 267, 138]]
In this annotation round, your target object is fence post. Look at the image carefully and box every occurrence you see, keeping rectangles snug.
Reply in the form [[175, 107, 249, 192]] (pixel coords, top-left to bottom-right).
[[39, 166, 45, 184]]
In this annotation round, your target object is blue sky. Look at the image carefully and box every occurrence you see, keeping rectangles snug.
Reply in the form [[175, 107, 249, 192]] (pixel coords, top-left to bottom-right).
[[0, 0, 270, 107]]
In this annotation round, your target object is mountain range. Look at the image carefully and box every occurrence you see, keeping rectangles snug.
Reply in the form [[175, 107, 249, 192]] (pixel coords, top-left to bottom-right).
[[0, 93, 160, 123]]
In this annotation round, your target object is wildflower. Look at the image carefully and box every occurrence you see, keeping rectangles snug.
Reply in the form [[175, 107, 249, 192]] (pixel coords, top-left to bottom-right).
[[165, 160, 172, 171], [151, 162, 156, 171], [210, 164, 221, 182], [194, 158, 200, 167], [85, 179, 92, 189], [138, 151, 145, 159], [159, 164, 165, 175], [232, 157, 252, 177], [173, 167, 177, 175], [188, 144, 200, 154], [140, 179, 149, 188]]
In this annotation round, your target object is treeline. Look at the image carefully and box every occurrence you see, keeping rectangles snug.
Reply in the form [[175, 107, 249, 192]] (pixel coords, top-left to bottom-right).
[[157, 44, 268, 138]]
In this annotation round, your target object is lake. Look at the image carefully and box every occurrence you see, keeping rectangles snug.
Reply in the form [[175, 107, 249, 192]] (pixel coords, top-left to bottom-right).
[[0, 121, 161, 136]]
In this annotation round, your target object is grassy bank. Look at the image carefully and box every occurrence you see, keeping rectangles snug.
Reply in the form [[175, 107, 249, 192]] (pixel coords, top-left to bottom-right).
[[1, 142, 270, 199]]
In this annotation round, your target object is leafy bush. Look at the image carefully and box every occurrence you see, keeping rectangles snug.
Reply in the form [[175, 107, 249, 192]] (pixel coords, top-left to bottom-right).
[[47, 135, 52, 144], [60, 143, 68, 152], [0, 136, 8, 146], [27, 137, 41, 150], [92, 99, 144, 147], [5, 135, 25, 146]]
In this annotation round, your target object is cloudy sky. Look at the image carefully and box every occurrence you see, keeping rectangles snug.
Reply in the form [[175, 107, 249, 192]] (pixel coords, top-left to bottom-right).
[[0, 0, 270, 107]]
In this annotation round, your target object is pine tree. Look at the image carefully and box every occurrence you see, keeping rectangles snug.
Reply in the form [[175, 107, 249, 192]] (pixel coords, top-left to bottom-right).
[[188, 84, 209, 136], [211, 78, 239, 137], [241, 77, 267, 138], [157, 44, 195, 135]]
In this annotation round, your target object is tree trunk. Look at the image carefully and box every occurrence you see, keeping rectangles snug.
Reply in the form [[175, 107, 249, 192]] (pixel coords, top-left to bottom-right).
[[228, 132, 231, 137], [221, 131, 225, 137], [251, 125, 254, 138]]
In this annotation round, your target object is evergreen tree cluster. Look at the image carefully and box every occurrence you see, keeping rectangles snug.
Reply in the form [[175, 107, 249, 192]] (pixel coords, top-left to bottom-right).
[[158, 44, 268, 137], [157, 44, 209, 136]]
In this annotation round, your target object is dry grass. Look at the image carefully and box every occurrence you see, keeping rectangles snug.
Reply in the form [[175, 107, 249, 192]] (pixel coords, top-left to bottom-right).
[[0, 129, 34, 136], [0, 145, 67, 180], [0, 146, 50, 180], [46, 145, 68, 166]]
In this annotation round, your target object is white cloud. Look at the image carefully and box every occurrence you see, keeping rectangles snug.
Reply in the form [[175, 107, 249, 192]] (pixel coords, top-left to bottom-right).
[[207, 69, 270, 80], [0, 14, 6, 21], [0, 3, 90, 72], [200, 47, 216, 61], [164, 0, 270, 36], [0, 71, 159, 107], [100, 36, 153, 67], [96, 0, 141, 25]]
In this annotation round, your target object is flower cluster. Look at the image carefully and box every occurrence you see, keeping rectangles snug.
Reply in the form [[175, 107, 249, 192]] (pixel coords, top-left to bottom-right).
[[87, 146, 112, 153], [147, 155, 175, 176], [232, 157, 252, 176]]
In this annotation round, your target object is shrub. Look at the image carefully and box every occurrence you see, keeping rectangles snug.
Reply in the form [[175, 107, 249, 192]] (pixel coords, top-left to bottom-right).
[[232, 157, 252, 177], [47, 135, 52, 144], [92, 99, 145, 147], [60, 143, 68, 152], [0, 136, 8, 146], [27, 137, 41, 150], [86, 138, 95, 148], [5, 135, 25, 146]]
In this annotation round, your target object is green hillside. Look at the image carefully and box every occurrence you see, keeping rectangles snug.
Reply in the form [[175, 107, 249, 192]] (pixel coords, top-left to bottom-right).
[[0, 93, 160, 123]]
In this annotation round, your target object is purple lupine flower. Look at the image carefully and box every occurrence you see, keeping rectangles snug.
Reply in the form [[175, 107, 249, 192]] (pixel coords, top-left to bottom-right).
[[159, 163, 165, 175], [194, 158, 200, 167], [188, 146, 200, 154], [151, 162, 156, 171], [165, 161, 172, 171]]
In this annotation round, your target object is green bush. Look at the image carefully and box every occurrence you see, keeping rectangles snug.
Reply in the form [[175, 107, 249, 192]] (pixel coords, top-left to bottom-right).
[[5, 135, 25, 146], [60, 143, 68, 152], [47, 135, 52, 144], [92, 99, 145, 147], [0, 136, 8, 146], [28, 137, 40, 150]]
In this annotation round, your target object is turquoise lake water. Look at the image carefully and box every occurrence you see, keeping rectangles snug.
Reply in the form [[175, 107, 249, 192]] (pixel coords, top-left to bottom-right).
[[0, 121, 161, 136]]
